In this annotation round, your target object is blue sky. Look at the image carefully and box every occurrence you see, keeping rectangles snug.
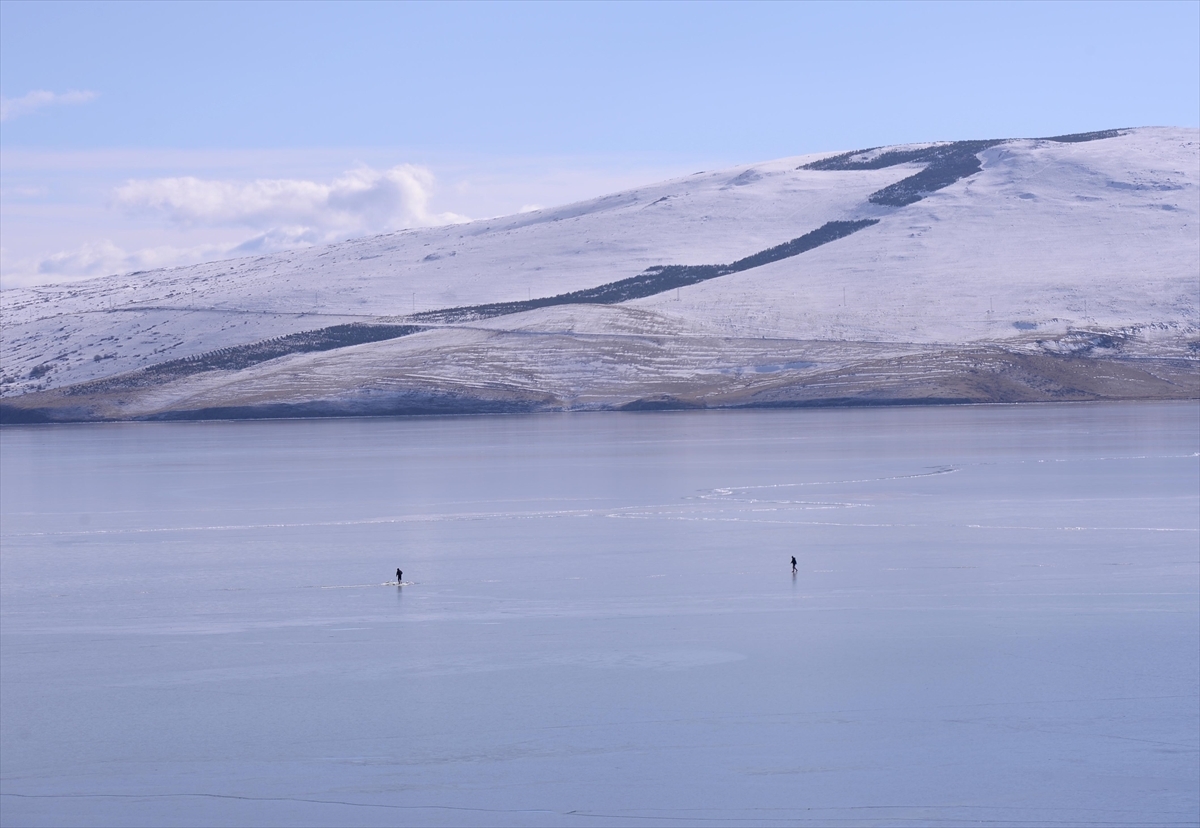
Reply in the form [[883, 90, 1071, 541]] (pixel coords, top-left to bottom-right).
[[2, 0, 1198, 287]]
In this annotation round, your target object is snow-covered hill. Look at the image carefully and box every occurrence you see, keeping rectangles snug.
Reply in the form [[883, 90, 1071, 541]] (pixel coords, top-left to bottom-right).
[[2, 127, 1197, 421]]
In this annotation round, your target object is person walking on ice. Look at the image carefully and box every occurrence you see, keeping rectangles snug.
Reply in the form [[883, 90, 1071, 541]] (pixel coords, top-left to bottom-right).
[[396, 568, 403, 584], [791, 556, 797, 575]]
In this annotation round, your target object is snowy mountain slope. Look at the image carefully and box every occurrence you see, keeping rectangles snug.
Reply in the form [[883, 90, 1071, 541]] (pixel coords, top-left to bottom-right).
[[2, 127, 1197, 421], [0, 156, 914, 394], [634, 132, 1198, 345]]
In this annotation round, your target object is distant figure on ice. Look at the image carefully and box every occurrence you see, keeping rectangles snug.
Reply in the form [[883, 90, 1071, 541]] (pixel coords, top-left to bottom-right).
[[396, 568, 403, 584], [791, 556, 797, 574]]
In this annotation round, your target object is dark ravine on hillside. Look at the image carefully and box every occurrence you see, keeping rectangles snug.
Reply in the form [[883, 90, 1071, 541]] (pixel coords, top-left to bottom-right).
[[800, 130, 1127, 207], [63, 323, 425, 396], [802, 140, 1005, 207], [413, 219, 878, 324]]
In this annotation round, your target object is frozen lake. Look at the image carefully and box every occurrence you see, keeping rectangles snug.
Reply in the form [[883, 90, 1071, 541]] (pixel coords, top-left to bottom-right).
[[1, 403, 1197, 827]]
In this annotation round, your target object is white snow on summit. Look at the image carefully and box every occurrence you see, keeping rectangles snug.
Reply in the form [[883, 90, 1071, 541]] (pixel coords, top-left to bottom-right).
[[636, 131, 1198, 345]]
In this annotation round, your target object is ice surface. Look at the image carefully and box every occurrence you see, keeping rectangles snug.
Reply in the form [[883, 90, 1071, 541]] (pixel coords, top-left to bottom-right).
[[1, 403, 1198, 826]]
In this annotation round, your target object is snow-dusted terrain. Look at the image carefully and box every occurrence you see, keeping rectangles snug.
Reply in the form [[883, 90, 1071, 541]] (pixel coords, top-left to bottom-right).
[[2, 128, 1196, 421]]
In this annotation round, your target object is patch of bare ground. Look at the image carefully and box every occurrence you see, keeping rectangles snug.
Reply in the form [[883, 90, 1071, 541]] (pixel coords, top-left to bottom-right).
[[728, 351, 1199, 407], [2, 338, 1194, 423]]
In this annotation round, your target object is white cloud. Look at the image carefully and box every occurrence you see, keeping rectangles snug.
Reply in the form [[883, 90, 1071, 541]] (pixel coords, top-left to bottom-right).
[[33, 239, 126, 277], [0, 240, 232, 289], [1, 164, 472, 288], [0, 89, 98, 122], [35, 240, 227, 278], [113, 164, 468, 242]]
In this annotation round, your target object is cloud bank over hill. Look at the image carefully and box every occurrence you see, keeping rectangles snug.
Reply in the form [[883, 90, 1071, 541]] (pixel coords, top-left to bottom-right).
[[114, 164, 467, 247], [32, 240, 229, 280], [5, 164, 470, 286]]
